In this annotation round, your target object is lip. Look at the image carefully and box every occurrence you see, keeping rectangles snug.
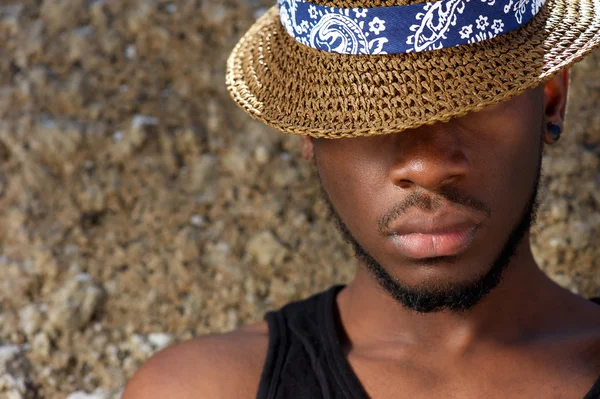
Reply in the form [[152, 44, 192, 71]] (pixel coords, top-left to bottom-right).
[[386, 213, 483, 259]]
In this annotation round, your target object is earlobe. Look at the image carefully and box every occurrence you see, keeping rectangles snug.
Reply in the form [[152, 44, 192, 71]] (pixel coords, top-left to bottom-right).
[[301, 136, 316, 163], [544, 122, 562, 145]]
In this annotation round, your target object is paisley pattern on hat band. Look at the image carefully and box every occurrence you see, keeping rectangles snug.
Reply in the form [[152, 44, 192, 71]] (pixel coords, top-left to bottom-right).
[[278, 0, 546, 54]]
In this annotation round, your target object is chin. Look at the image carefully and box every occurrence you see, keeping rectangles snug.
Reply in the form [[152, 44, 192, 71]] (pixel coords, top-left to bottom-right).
[[383, 254, 499, 288]]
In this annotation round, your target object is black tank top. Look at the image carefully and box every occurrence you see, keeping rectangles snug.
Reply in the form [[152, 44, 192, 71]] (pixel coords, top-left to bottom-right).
[[256, 285, 600, 399]]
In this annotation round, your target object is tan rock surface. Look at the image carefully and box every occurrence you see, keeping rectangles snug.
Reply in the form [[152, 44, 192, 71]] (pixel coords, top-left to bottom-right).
[[0, 1, 597, 397]]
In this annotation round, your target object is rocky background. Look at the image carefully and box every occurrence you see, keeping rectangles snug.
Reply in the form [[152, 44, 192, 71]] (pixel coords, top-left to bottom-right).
[[0, 1, 598, 398]]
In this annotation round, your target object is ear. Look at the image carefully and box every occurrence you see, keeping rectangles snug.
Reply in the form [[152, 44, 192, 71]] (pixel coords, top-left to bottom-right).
[[543, 69, 570, 144], [301, 136, 316, 163]]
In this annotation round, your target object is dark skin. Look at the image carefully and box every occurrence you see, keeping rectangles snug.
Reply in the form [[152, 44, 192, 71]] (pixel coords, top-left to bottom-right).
[[123, 71, 600, 398]]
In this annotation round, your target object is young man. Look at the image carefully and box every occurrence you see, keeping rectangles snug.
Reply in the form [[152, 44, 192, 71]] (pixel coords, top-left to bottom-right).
[[124, 0, 600, 397]]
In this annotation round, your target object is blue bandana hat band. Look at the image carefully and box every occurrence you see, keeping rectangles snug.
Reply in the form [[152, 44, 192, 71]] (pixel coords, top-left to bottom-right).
[[278, 0, 546, 54]]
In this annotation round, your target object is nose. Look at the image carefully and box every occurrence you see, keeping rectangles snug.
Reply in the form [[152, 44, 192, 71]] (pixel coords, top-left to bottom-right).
[[388, 130, 471, 191]]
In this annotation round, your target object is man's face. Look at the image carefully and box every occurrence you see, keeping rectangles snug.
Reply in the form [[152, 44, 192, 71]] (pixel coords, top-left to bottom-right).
[[311, 86, 547, 313]]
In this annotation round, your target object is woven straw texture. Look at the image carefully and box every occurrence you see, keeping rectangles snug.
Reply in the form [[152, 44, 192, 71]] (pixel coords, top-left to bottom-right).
[[227, 0, 600, 138]]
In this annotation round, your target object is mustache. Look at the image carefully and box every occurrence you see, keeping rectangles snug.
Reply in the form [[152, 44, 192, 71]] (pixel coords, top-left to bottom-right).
[[377, 189, 492, 235]]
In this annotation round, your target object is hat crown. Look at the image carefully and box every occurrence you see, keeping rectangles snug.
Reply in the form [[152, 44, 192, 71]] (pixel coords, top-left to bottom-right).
[[310, 0, 430, 7]]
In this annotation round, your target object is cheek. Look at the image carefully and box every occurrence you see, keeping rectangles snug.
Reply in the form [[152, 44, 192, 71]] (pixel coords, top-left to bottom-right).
[[315, 143, 390, 234], [317, 152, 380, 211], [463, 114, 543, 226]]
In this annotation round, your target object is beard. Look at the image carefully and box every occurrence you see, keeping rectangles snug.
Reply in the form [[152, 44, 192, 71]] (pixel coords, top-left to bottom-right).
[[317, 149, 543, 314]]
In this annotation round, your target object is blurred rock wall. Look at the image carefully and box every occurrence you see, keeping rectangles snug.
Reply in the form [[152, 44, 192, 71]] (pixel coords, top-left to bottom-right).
[[0, 1, 598, 398]]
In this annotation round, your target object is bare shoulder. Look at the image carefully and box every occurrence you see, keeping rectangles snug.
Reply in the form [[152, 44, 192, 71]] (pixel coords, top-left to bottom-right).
[[122, 321, 270, 399]]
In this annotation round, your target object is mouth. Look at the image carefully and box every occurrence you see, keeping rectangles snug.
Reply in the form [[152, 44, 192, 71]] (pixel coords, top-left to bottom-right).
[[385, 213, 483, 259]]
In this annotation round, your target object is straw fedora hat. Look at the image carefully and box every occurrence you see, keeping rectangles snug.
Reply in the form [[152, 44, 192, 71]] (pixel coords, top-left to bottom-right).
[[226, 0, 600, 138]]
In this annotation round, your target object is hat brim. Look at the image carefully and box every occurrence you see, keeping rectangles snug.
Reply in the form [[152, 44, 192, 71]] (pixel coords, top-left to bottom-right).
[[226, 0, 600, 138]]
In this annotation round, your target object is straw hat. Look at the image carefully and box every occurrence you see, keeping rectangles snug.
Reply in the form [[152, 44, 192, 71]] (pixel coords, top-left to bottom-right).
[[226, 0, 600, 138]]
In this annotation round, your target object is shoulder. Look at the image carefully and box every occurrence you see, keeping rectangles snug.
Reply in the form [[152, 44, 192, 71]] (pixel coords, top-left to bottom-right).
[[121, 321, 270, 399]]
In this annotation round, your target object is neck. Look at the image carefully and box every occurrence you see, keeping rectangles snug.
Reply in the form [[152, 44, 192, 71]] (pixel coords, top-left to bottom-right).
[[337, 237, 569, 355]]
